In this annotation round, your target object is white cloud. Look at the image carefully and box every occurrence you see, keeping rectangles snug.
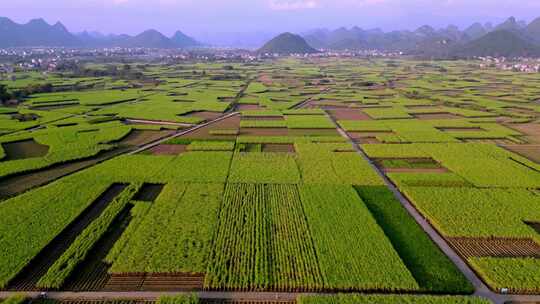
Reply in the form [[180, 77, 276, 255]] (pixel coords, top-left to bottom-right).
[[268, 0, 320, 11]]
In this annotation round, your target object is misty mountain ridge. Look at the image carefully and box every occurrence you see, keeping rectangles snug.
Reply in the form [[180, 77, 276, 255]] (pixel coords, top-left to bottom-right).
[[2, 16, 540, 58], [302, 16, 540, 57], [455, 30, 540, 57], [0, 17, 201, 48]]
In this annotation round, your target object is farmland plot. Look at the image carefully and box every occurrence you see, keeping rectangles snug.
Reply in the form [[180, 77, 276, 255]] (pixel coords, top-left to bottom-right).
[[205, 183, 324, 291], [228, 153, 300, 184], [298, 184, 419, 291], [109, 183, 223, 274], [0, 177, 114, 288]]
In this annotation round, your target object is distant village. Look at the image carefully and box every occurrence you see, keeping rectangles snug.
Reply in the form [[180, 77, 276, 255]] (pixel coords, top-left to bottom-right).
[[1, 47, 540, 77], [478, 56, 540, 73], [0, 47, 403, 76]]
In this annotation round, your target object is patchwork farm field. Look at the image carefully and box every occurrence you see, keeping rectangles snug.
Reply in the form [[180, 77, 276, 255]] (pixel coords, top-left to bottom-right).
[[0, 58, 539, 304]]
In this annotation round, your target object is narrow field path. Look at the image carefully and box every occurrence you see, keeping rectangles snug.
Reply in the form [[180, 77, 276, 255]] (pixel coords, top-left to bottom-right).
[[324, 111, 540, 304], [291, 88, 330, 110], [128, 112, 239, 155], [2, 290, 540, 303], [0, 148, 130, 200], [0, 291, 302, 302]]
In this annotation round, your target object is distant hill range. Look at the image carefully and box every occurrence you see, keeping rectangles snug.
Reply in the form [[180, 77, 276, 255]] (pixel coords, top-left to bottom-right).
[[0, 17, 201, 48], [454, 30, 540, 58], [258, 33, 318, 55], [2, 16, 540, 57], [303, 16, 540, 57]]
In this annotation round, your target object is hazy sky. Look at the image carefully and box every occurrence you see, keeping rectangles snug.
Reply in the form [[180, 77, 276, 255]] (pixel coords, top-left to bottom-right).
[[3, 0, 540, 36]]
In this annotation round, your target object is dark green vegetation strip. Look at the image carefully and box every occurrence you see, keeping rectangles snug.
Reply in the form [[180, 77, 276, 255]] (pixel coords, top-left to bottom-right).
[[355, 186, 474, 294], [36, 184, 140, 288]]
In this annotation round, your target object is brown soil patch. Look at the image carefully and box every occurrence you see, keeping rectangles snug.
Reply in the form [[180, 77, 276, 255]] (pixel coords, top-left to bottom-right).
[[506, 123, 540, 144], [141, 273, 205, 291], [105, 273, 204, 291], [240, 128, 288, 136], [327, 109, 371, 120], [502, 145, 540, 163], [300, 99, 321, 109], [503, 106, 539, 116], [212, 115, 241, 129], [1, 139, 49, 160], [118, 130, 174, 146], [236, 104, 265, 111], [448, 237, 540, 259], [104, 273, 145, 291], [262, 144, 295, 153], [494, 116, 516, 124], [354, 137, 381, 144], [149, 144, 187, 155], [412, 113, 460, 120], [259, 74, 273, 86], [358, 105, 393, 109], [348, 131, 395, 143]]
